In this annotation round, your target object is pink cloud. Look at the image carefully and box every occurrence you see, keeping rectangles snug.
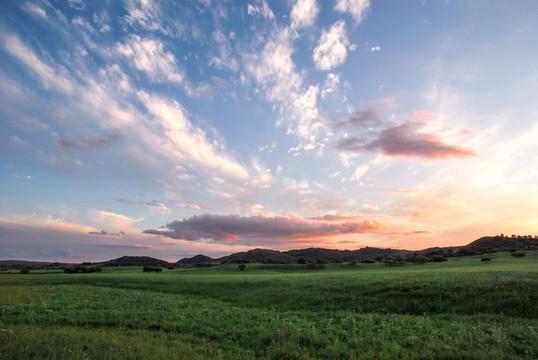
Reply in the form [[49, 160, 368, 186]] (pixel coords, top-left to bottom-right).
[[143, 214, 386, 245]]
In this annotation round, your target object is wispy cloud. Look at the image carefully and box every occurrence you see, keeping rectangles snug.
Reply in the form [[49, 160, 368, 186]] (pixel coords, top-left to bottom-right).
[[247, 0, 275, 20]]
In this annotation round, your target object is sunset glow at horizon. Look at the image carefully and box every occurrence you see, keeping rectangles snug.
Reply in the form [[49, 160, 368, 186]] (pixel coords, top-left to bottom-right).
[[1, 0, 537, 262]]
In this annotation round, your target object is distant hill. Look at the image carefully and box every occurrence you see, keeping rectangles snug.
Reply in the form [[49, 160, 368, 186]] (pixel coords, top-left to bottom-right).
[[212, 246, 411, 264], [175, 254, 216, 266], [101, 256, 171, 267], [464, 236, 537, 252], [2, 235, 536, 268]]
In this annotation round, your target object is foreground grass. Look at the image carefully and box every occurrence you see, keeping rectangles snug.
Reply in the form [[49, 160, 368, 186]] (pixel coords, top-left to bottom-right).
[[0, 252, 536, 359]]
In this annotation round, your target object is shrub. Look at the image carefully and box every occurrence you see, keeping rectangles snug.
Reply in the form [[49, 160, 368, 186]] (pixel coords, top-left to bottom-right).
[[511, 252, 526, 258], [20, 269, 30, 274], [411, 254, 429, 264], [349, 261, 357, 266], [89, 266, 102, 273], [374, 255, 384, 262], [307, 263, 326, 270], [432, 255, 448, 262], [238, 264, 246, 271], [167, 266, 175, 270], [360, 259, 375, 264], [297, 257, 306, 264], [481, 257, 492, 262], [143, 266, 162, 273]]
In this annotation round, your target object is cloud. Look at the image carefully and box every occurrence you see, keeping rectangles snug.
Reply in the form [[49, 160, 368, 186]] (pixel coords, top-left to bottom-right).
[[313, 20, 349, 71], [365, 123, 477, 159], [336, 105, 384, 128], [334, 101, 476, 160], [246, 28, 325, 143], [247, 0, 275, 20], [115, 34, 185, 85], [116, 198, 171, 215], [54, 134, 121, 152], [23, 2, 47, 18], [334, 0, 370, 24], [0, 34, 73, 94], [290, 0, 319, 29], [88, 230, 125, 236], [143, 213, 385, 246]]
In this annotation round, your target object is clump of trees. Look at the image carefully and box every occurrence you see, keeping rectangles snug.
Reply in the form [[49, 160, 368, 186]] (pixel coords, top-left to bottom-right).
[[143, 266, 162, 273], [64, 266, 102, 273]]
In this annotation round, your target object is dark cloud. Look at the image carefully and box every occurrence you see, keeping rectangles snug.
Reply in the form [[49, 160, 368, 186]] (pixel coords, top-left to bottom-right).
[[335, 123, 476, 159], [88, 230, 125, 236], [117, 198, 165, 208], [54, 133, 121, 151], [335, 105, 383, 129], [143, 214, 385, 244], [366, 123, 476, 159]]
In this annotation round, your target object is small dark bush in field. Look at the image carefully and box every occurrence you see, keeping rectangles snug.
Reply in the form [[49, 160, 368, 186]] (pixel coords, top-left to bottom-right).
[[432, 255, 448, 262], [360, 259, 376, 264], [238, 264, 246, 271], [481, 257, 492, 262], [89, 266, 102, 272], [143, 266, 162, 273], [307, 263, 326, 270], [511, 252, 526, 258], [263, 257, 274, 264], [374, 255, 384, 262], [411, 254, 429, 264], [297, 257, 306, 264], [349, 261, 357, 266], [167, 266, 175, 270], [20, 269, 30, 274]]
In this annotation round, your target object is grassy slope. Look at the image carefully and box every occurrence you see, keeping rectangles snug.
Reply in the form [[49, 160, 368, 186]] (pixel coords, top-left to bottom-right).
[[0, 252, 536, 359]]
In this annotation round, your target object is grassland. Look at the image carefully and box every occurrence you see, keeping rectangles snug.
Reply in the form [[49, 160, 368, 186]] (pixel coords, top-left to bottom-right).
[[0, 252, 536, 359]]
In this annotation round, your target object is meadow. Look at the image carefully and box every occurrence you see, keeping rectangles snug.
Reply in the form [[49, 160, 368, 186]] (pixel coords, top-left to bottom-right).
[[0, 252, 536, 359]]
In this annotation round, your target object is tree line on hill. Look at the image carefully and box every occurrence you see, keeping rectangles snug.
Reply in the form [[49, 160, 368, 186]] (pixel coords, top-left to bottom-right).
[[0, 235, 535, 270]]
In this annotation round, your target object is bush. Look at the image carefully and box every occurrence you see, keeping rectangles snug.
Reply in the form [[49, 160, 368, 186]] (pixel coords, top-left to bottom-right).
[[20, 269, 30, 274], [432, 255, 448, 262], [511, 252, 526, 258], [481, 257, 492, 262], [238, 264, 246, 271], [297, 257, 306, 264], [411, 255, 429, 264], [349, 261, 357, 266], [88, 266, 102, 273], [360, 259, 375, 264], [143, 266, 162, 273], [167, 266, 175, 270]]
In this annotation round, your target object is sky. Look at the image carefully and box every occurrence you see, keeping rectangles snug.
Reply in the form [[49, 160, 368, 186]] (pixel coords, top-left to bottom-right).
[[1, 0, 537, 262]]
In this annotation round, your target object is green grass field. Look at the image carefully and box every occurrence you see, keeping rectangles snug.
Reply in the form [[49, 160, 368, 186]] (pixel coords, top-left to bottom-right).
[[1, 252, 537, 359]]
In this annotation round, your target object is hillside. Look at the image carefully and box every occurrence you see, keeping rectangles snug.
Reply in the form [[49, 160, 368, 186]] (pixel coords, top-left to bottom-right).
[[464, 235, 537, 251], [100, 256, 171, 267], [175, 254, 216, 266]]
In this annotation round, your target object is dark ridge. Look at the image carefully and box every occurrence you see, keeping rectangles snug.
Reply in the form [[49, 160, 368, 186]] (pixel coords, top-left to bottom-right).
[[101, 256, 171, 267]]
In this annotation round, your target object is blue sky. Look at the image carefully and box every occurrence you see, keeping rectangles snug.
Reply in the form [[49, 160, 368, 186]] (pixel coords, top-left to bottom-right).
[[1, 0, 537, 262]]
